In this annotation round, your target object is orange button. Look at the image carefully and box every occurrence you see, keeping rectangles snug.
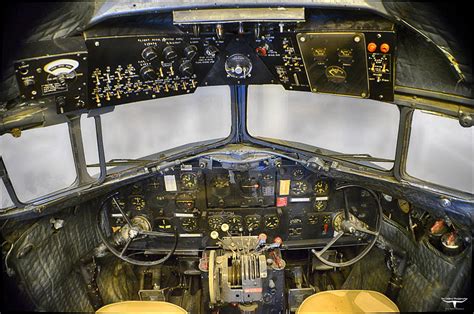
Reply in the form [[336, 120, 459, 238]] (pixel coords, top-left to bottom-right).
[[380, 43, 390, 53], [367, 42, 377, 53]]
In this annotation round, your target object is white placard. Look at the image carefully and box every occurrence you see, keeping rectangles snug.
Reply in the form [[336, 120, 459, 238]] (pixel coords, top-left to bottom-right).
[[164, 175, 177, 191]]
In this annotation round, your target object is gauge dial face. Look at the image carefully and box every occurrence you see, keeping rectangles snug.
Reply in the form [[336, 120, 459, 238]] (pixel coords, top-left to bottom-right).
[[156, 218, 172, 232], [291, 181, 309, 196], [245, 215, 261, 230], [180, 173, 197, 190], [175, 193, 195, 211], [397, 199, 411, 213], [264, 215, 280, 229], [130, 196, 146, 211], [155, 195, 168, 206], [229, 216, 243, 233], [180, 218, 198, 232], [292, 168, 305, 180], [307, 213, 319, 225], [314, 180, 329, 196], [212, 175, 230, 189], [332, 213, 344, 232], [111, 197, 126, 211], [208, 216, 224, 230], [147, 177, 161, 190], [314, 200, 328, 212], [131, 184, 143, 195]]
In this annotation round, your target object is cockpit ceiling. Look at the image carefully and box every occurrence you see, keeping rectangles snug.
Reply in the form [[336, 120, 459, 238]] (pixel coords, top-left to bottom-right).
[[0, 1, 472, 106]]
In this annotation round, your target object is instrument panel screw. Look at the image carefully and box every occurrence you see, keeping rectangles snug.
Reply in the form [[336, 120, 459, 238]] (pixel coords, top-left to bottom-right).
[[440, 197, 451, 208], [95, 41, 100, 47], [354, 36, 361, 43], [300, 36, 306, 42]]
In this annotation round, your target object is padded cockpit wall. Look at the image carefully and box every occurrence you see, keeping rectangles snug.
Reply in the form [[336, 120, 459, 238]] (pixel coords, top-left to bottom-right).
[[383, 1, 473, 96], [380, 218, 472, 312], [1, 206, 101, 311], [0, 1, 472, 109]]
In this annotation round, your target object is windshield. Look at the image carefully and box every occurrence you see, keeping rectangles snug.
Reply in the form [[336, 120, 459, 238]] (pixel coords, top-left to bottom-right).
[[1, 86, 232, 205], [247, 85, 400, 169]]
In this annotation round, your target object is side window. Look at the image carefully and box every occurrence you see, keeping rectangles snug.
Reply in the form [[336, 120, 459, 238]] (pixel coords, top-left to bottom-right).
[[0, 123, 77, 202], [1, 181, 14, 209], [406, 110, 474, 194]]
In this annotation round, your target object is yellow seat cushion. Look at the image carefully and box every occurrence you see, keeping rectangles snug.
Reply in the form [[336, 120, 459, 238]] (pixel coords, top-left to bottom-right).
[[297, 290, 399, 313], [96, 301, 187, 313]]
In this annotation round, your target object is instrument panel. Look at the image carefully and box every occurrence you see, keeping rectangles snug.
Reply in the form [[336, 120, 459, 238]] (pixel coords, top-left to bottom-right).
[[104, 160, 379, 252], [14, 18, 396, 113]]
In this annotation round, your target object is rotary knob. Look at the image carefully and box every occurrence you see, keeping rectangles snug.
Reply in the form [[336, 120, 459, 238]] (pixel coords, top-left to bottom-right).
[[179, 59, 194, 77], [163, 46, 178, 61], [183, 45, 198, 60], [141, 46, 158, 61], [205, 45, 219, 57], [139, 65, 158, 80]]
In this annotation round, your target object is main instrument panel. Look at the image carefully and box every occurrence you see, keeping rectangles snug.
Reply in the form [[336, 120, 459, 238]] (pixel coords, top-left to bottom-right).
[[104, 159, 378, 253], [14, 15, 396, 113]]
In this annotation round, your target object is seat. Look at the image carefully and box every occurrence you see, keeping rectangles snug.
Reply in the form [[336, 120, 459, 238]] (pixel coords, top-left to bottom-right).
[[297, 290, 399, 313], [96, 301, 187, 313]]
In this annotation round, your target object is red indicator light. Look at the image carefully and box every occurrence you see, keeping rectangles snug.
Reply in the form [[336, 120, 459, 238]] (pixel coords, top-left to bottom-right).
[[367, 42, 377, 53], [323, 223, 329, 234], [380, 43, 390, 53], [276, 197, 288, 207]]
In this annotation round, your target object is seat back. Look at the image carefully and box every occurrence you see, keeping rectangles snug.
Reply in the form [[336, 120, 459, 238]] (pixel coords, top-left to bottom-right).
[[297, 290, 399, 313], [96, 300, 187, 313]]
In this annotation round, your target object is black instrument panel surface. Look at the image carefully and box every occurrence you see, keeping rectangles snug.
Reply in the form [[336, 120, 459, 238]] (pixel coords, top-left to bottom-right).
[[14, 25, 396, 113], [105, 160, 379, 252]]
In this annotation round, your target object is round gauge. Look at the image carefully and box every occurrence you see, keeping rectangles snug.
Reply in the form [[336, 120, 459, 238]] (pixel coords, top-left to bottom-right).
[[131, 184, 143, 194], [264, 215, 280, 229], [307, 213, 319, 225], [111, 197, 126, 211], [397, 199, 411, 214], [245, 215, 261, 230], [175, 193, 195, 211], [155, 195, 168, 206], [181, 173, 197, 190], [292, 168, 305, 180], [147, 177, 161, 189], [332, 213, 344, 232], [314, 200, 328, 212], [291, 181, 309, 196], [156, 218, 173, 232], [229, 216, 244, 233], [212, 175, 231, 189], [180, 218, 198, 232], [130, 196, 146, 211], [314, 180, 329, 196], [239, 177, 260, 195], [208, 216, 224, 230]]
